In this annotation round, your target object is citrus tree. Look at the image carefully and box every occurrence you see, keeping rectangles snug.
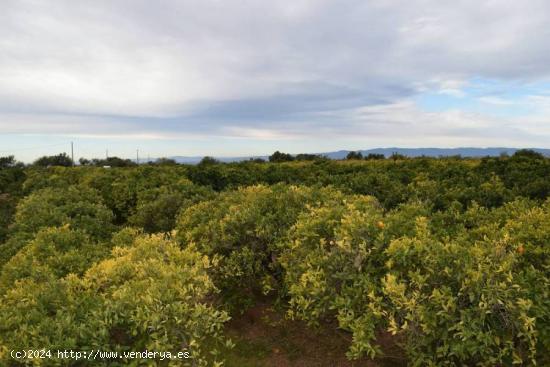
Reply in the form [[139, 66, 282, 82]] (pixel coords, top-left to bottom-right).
[[0, 186, 114, 268], [0, 233, 231, 366], [279, 195, 387, 358], [176, 184, 347, 309], [129, 180, 215, 233]]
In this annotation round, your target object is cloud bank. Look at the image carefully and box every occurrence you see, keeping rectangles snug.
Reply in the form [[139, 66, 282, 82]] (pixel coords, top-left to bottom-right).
[[2, 0, 550, 154]]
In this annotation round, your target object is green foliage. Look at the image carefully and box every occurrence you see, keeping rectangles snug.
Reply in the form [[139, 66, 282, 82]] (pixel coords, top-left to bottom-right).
[[79, 165, 190, 223], [151, 157, 178, 165], [0, 234, 231, 366], [199, 156, 220, 166], [12, 186, 114, 238], [79, 156, 137, 167], [0, 226, 112, 364], [345, 151, 363, 160], [346, 171, 407, 208], [365, 153, 385, 160], [21, 166, 81, 194], [0, 194, 14, 244], [0, 163, 25, 243], [382, 219, 540, 366], [294, 153, 324, 161], [129, 181, 215, 233], [280, 199, 549, 365], [0, 186, 114, 267], [33, 153, 73, 167], [0, 155, 23, 168], [15, 151, 550, 212], [512, 149, 545, 160], [0, 227, 108, 294], [269, 151, 294, 162], [176, 184, 345, 308], [280, 195, 387, 358], [1, 153, 550, 366], [82, 235, 231, 366]]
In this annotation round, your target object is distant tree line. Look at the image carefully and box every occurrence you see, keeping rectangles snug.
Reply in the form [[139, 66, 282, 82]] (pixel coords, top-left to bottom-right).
[[3, 149, 549, 169], [79, 157, 136, 167]]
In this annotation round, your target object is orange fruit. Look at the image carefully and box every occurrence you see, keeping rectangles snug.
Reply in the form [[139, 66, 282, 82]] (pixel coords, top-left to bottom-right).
[[376, 221, 385, 229], [517, 245, 525, 255]]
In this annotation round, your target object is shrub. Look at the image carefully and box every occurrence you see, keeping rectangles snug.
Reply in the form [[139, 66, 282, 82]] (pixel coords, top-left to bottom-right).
[[176, 184, 346, 308], [0, 227, 108, 294], [0, 186, 114, 267], [129, 182, 215, 233], [280, 198, 548, 365], [381, 218, 541, 365], [280, 195, 387, 358], [0, 234, 231, 366]]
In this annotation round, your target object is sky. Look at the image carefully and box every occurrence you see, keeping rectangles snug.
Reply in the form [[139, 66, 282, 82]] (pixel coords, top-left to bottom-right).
[[2, 0, 550, 162]]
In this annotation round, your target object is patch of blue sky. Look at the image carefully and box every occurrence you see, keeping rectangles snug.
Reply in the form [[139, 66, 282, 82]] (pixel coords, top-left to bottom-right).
[[415, 78, 550, 118]]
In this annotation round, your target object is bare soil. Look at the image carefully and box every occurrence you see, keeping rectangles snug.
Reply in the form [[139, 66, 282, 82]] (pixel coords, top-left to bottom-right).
[[224, 301, 406, 367]]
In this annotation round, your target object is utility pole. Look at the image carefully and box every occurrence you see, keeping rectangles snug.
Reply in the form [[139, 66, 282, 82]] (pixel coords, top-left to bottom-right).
[[136, 149, 139, 165], [71, 142, 74, 166], [106, 149, 108, 160]]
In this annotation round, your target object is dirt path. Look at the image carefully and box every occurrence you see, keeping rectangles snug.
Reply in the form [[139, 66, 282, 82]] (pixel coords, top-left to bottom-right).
[[224, 302, 406, 367]]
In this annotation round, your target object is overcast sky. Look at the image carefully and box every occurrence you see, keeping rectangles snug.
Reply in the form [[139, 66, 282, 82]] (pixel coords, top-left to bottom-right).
[[2, 0, 550, 161]]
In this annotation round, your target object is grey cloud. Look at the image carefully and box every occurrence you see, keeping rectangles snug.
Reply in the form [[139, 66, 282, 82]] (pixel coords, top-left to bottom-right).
[[1, 0, 550, 140]]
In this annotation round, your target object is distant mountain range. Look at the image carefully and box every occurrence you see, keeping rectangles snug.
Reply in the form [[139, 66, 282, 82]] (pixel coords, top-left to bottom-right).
[[167, 147, 550, 164], [323, 147, 550, 159]]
